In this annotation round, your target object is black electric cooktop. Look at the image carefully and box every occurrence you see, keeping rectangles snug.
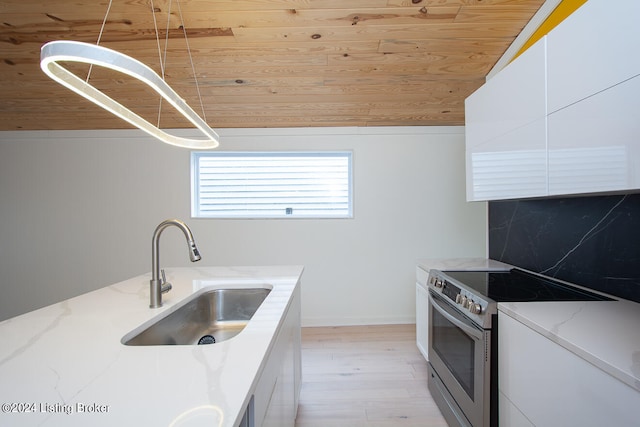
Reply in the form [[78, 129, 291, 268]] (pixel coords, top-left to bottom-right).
[[442, 269, 613, 302]]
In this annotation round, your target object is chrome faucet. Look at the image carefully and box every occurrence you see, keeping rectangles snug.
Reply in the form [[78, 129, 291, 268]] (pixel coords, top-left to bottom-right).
[[149, 219, 201, 308]]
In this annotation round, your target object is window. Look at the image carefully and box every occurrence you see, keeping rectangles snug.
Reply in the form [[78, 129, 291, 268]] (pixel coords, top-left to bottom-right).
[[191, 151, 353, 219]]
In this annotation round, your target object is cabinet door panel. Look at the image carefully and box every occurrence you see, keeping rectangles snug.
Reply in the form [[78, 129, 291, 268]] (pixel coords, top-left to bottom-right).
[[465, 39, 547, 201], [466, 117, 547, 201], [465, 38, 546, 148], [548, 75, 640, 196], [416, 283, 429, 361], [547, 0, 640, 113], [499, 313, 640, 427]]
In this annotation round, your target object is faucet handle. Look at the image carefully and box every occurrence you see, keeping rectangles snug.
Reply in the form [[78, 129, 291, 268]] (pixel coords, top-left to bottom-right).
[[160, 269, 172, 294]]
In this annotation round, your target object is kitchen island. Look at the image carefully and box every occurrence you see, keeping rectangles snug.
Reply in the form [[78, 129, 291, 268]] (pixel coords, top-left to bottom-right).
[[0, 265, 303, 427]]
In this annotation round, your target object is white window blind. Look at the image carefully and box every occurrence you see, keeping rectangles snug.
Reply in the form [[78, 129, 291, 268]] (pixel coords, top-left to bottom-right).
[[191, 152, 353, 218]]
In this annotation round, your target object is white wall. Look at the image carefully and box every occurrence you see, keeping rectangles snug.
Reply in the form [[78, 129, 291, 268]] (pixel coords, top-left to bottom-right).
[[0, 126, 487, 324]]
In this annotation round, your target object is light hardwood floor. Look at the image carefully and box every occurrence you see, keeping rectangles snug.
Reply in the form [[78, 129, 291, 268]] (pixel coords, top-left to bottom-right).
[[295, 324, 448, 427]]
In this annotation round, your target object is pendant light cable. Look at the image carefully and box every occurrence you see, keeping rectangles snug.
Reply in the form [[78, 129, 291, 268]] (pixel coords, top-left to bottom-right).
[[149, 0, 168, 126], [150, 0, 166, 78], [176, 0, 208, 123], [95, 0, 113, 47], [92, 0, 201, 128], [150, 0, 206, 126], [40, 0, 220, 149], [86, 0, 113, 82], [161, 0, 172, 78]]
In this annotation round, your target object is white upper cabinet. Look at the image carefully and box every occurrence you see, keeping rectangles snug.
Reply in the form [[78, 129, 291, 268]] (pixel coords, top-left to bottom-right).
[[546, 0, 640, 196], [465, 0, 640, 201], [547, 0, 640, 113], [465, 39, 547, 201]]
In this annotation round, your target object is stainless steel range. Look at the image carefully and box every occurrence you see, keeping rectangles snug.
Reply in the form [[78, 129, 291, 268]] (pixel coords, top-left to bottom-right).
[[426, 268, 612, 427]]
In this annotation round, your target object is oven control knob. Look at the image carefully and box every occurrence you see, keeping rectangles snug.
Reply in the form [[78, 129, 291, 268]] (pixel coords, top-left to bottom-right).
[[434, 278, 443, 288], [460, 295, 469, 308], [469, 302, 482, 315], [455, 294, 462, 304]]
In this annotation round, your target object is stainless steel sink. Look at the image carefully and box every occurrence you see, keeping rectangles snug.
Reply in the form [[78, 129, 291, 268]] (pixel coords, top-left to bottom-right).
[[123, 288, 271, 346]]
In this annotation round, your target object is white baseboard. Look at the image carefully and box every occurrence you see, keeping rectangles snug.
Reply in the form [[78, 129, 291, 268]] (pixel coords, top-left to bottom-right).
[[301, 315, 416, 328]]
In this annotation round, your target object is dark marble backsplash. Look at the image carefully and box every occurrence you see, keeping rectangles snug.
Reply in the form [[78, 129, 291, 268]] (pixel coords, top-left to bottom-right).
[[488, 193, 640, 303]]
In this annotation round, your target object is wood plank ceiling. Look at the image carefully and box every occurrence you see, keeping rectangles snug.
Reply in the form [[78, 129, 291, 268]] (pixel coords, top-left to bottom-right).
[[0, 0, 544, 131]]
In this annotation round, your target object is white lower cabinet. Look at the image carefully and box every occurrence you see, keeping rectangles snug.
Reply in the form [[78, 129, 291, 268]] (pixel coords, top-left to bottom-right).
[[498, 312, 640, 427], [252, 285, 301, 427]]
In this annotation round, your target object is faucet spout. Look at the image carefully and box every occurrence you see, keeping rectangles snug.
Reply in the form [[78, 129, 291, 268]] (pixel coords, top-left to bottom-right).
[[150, 219, 201, 308]]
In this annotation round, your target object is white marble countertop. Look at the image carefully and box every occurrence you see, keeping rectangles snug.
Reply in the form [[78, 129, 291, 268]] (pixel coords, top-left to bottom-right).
[[0, 265, 304, 427], [499, 299, 640, 393]]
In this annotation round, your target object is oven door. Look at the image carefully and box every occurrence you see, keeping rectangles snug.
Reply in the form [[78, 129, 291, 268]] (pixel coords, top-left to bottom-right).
[[428, 290, 491, 427]]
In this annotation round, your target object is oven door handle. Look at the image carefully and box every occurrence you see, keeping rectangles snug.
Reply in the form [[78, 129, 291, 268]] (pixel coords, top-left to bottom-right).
[[429, 293, 483, 341]]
